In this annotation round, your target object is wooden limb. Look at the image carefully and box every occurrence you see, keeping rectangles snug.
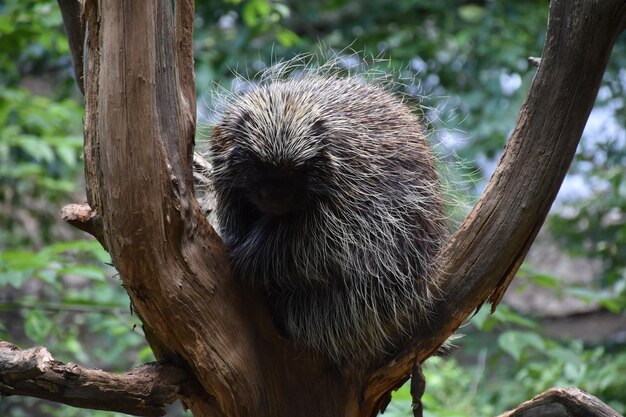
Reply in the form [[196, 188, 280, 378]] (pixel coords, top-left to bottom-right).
[[61, 202, 105, 247], [175, 0, 197, 186], [81, 2, 272, 416], [362, 0, 626, 414], [0, 341, 187, 417], [497, 387, 623, 417], [57, 0, 85, 94]]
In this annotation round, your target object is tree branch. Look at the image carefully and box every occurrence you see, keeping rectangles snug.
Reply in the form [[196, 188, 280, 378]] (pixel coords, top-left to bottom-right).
[[362, 0, 626, 414], [57, 0, 85, 94], [0, 341, 187, 417], [175, 0, 196, 188], [497, 387, 622, 417]]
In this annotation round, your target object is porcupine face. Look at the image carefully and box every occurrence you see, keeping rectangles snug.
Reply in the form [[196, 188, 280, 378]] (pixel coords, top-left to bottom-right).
[[209, 80, 337, 286], [215, 109, 327, 217]]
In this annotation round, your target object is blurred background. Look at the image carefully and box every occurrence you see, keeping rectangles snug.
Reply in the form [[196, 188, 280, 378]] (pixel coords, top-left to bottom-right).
[[1, 0, 625, 416]]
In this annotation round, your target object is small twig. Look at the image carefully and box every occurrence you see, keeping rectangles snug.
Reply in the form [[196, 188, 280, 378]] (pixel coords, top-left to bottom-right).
[[0, 341, 187, 417], [528, 56, 542, 67], [61, 203, 106, 248], [410, 362, 426, 417]]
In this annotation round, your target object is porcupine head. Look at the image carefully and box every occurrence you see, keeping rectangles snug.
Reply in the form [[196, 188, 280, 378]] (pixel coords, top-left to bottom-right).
[[199, 60, 447, 367]]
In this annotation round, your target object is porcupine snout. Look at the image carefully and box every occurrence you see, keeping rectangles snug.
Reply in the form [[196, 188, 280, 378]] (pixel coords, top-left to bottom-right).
[[252, 170, 306, 216]]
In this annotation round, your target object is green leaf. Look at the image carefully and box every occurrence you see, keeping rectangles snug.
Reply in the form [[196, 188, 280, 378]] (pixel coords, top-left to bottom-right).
[[458, 5, 485, 23], [138, 345, 156, 363], [498, 331, 544, 361], [55, 145, 78, 168], [36, 176, 76, 192], [545, 346, 579, 364], [57, 265, 106, 281], [276, 28, 300, 48], [17, 136, 55, 162], [599, 298, 625, 313], [242, 0, 271, 26], [528, 273, 560, 289], [492, 305, 538, 329], [24, 310, 54, 342], [63, 337, 83, 355], [34, 269, 57, 285], [0, 270, 29, 287], [2, 250, 50, 271]]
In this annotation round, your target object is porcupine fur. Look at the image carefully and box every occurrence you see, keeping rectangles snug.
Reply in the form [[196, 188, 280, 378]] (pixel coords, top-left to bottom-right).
[[198, 60, 447, 366]]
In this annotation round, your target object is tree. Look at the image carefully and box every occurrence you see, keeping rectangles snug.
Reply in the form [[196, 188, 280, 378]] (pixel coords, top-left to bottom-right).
[[1, 0, 625, 416]]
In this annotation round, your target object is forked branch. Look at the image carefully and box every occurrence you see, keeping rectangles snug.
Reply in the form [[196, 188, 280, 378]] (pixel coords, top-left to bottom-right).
[[363, 0, 626, 413]]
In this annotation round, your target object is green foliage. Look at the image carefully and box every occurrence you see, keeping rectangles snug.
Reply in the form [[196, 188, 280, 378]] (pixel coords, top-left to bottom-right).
[[385, 308, 626, 417], [0, 0, 84, 249], [550, 148, 626, 312], [0, 0, 70, 86], [0, 241, 150, 416]]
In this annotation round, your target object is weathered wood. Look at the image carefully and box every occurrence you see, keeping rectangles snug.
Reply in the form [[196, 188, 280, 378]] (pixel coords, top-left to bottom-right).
[[497, 387, 623, 417], [80, 1, 355, 416], [4, 342, 620, 417], [0, 341, 186, 417]]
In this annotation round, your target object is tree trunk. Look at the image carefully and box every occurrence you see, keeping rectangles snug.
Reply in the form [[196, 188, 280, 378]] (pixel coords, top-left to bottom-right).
[[3, 0, 625, 416]]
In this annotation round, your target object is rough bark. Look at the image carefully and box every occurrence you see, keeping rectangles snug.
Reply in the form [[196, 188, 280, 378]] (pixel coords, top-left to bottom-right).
[[4, 0, 624, 416], [81, 2, 266, 416]]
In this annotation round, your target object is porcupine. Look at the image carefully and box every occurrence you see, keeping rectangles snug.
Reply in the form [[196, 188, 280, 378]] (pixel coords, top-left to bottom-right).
[[199, 62, 447, 366]]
